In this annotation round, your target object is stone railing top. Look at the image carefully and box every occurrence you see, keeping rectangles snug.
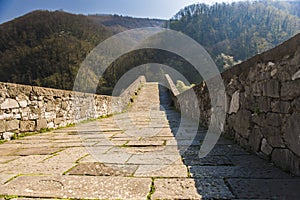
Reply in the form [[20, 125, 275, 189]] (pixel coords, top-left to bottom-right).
[[164, 74, 179, 96]]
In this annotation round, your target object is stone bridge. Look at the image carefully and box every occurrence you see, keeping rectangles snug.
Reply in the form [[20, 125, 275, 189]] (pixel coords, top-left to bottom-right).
[[0, 34, 299, 199], [0, 81, 299, 199]]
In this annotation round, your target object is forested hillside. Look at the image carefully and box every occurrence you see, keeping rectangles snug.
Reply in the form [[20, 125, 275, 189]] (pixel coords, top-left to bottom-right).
[[0, 1, 299, 94], [0, 11, 164, 91], [0, 11, 112, 90], [168, 1, 299, 70]]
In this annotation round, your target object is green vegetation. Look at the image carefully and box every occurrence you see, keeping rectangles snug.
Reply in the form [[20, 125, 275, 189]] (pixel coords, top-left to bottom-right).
[[0, 195, 21, 200], [147, 178, 156, 200], [0, 10, 111, 90], [176, 80, 195, 93], [168, 1, 299, 70], [0, 1, 299, 93]]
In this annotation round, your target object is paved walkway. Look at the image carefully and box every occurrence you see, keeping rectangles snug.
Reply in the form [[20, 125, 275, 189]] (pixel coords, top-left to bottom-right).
[[0, 82, 299, 199]]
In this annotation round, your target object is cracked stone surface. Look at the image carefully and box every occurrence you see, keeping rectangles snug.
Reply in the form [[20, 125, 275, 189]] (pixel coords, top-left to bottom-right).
[[0, 82, 299, 199], [0, 175, 151, 199]]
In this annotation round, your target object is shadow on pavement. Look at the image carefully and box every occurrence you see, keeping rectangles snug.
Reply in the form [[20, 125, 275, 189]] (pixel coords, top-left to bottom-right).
[[158, 83, 300, 200]]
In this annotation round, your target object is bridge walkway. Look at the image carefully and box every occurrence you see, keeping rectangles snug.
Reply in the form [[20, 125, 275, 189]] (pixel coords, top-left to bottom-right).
[[0, 82, 299, 199]]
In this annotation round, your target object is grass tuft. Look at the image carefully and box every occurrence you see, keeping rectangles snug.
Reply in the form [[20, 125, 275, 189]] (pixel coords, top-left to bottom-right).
[[147, 177, 155, 200]]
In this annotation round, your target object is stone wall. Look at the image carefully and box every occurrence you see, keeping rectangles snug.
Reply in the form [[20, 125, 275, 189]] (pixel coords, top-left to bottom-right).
[[167, 33, 300, 175], [0, 76, 145, 139]]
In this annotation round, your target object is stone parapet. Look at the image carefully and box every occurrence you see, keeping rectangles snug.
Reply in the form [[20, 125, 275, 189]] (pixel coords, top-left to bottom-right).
[[166, 33, 300, 175], [0, 76, 145, 138]]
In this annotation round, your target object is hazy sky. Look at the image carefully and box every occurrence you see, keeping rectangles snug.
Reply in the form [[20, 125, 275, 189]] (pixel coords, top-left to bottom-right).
[[0, 0, 248, 24]]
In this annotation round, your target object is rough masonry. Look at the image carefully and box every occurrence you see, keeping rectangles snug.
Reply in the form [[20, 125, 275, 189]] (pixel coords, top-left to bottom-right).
[[167, 33, 300, 175], [0, 76, 146, 139]]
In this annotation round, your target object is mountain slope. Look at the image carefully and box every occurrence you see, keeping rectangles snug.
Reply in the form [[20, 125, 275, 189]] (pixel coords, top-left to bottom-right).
[[0, 10, 113, 90], [0, 2, 299, 93], [168, 1, 300, 70]]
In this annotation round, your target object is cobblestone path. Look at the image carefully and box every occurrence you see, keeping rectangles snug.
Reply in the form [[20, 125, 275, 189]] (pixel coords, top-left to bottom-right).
[[0, 82, 299, 199]]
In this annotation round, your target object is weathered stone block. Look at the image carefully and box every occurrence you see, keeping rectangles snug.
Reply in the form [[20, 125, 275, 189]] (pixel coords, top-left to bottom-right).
[[6, 84, 19, 98], [61, 101, 68, 110], [17, 84, 32, 96], [54, 118, 64, 125], [265, 113, 281, 127], [281, 79, 300, 100], [267, 135, 285, 148], [46, 101, 55, 112], [262, 80, 280, 98], [249, 126, 262, 152], [0, 120, 5, 132], [284, 113, 300, 157], [228, 91, 240, 114], [272, 149, 300, 176], [47, 121, 55, 129], [270, 68, 277, 77], [271, 100, 290, 113], [30, 107, 41, 115], [36, 119, 47, 130], [232, 109, 251, 138], [240, 94, 256, 112], [261, 138, 273, 155], [45, 112, 56, 119], [2, 132, 14, 140], [0, 98, 19, 109], [5, 119, 19, 131], [3, 113, 13, 120], [252, 113, 266, 127], [292, 69, 300, 80], [20, 120, 35, 132], [253, 82, 263, 96], [32, 86, 53, 96], [18, 100, 28, 108], [292, 97, 300, 112], [257, 96, 271, 112]]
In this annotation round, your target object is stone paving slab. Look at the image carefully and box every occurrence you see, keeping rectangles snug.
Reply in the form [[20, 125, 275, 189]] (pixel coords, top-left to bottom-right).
[[0, 154, 76, 176], [0, 174, 16, 184], [76, 154, 98, 163], [0, 142, 57, 149], [109, 146, 165, 154], [0, 156, 20, 164], [183, 155, 233, 166], [227, 179, 300, 199], [126, 140, 165, 146], [208, 144, 250, 156], [42, 147, 87, 164], [166, 139, 202, 146], [194, 178, 235, 199], [12, 147, 62, 156], [2, 155, 50, 167], [86, 146, 112, 156], [93, 139, 128, 146], [0, 147, 19, 156], [0, 82, 299, 199], [9, 139, 54, 144], [155, 127, 175, 133], [134, 164, 188, 178], [0, 175, 152, 199], [126, 154, 182, 165], [2, 162, 75, 175], [49, 142, 84, 148], [189, 165, 291, 179], [152, 178, 201, 199], [95, 152, 133, 164], [66, 162, 137, 176]]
